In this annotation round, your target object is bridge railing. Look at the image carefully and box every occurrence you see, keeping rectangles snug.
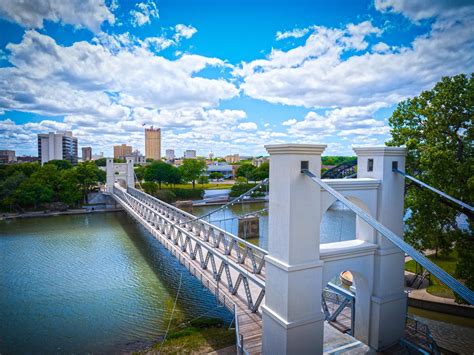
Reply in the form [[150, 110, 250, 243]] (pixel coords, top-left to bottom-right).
[[126, 186, 268, 275], [113, 185, 266, 313]]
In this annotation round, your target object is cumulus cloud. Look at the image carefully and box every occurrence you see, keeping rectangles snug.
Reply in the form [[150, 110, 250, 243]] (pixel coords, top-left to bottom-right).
[[237, 122, 258, 131], [236, 12, 474, 109], [276, 27, 311, 40], [0, 0, 114, 32], [1, 30, 237, 116], [174, 24, 198, 41], [375, 0, 473, 21], [130, 0, 159, 27], [282, 104, 390, 144]]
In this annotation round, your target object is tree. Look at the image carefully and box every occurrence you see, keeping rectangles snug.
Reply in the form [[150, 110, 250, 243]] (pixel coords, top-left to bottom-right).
[[75, 161, 104, 203], [198, 175, 209, 185], [387, 73, 473, 298], [209, 172, 224, 180], [135, 165, 146, 181], [253, 162, 269, 181], [94, 158, 107, 167], [44, 159, 72, 170], [145, 161, 176, 189], [167, 167, 182, 186], [179, 159, 206, 189], [236, 163, 257, 183], [0, 172, 26, 211], [58, 169, 82, 206], [15, 179, 53, 209]]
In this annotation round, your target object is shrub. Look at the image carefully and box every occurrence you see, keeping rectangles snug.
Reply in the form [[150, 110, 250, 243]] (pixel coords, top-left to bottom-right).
[[170, 188, 203, 200], [142, 181, 158, 195], [154, 189, 176, 204], [230, 183, 257, 197]]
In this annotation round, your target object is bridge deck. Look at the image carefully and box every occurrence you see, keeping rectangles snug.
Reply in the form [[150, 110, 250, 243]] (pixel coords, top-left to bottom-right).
[[112, 185, 374, 354], [112, 186, 263, 354]]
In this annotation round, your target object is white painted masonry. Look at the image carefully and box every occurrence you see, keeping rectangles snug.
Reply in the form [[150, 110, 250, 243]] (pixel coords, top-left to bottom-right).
[[106, 157, 135, 192], [263, 144, 407, 354]]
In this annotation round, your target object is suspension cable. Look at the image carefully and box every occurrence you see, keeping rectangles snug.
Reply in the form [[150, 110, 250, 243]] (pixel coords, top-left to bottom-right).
[[302, 168, 474, 305], [209, 208, 268, 223], [159, 272, 183, 350], [393, 168, 473, 214], [180, 178, 269, 226]]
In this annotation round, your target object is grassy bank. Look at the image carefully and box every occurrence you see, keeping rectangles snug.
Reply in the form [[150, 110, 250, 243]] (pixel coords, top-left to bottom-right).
[[145, 318, 235, 354], [165, 183, 233, 190], [405, 252, 459, 299]]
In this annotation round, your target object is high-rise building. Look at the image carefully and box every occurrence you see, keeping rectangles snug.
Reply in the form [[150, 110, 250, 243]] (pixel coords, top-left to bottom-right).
[[0, 150, 16, 164], [145, 127, 161, 160], [82, 147, 92, 161], [184, 150, 196, 159], [114, 144, 132, 159], [165, 149, 175, 161], [38, 131, 78, 165]]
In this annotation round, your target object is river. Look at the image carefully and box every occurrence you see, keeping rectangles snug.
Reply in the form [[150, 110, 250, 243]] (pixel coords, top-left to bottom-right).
[[0, 212, 232, 354], [1, 202, 472, 353]]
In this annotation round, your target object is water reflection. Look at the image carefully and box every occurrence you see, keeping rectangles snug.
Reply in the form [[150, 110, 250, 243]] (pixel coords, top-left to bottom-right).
[[193, 200, 356, 249], [0, 212, 231, 354]]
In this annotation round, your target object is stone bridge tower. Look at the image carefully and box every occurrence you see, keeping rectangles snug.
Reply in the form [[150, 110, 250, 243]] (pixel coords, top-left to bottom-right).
[[262, 144, 407, 354], [106, 157, 135, 193]]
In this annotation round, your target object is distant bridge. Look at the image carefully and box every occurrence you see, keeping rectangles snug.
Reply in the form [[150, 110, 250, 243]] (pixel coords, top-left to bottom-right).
[[321, 159, 357, 179]]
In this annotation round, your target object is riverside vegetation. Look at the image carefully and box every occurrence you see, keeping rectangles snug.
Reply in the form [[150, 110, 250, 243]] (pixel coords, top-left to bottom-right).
[[388, 73, 473, 303], [0, 160, 105, 212]]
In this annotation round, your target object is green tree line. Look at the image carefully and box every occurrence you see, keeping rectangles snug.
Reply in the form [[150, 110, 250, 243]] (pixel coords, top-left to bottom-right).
[[0, 160, 105, 212]]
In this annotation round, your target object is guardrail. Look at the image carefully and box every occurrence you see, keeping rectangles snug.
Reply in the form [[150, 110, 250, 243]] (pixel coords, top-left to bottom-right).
[[402, 316, 440, 355], [113, 185, 266, 313], [127, 186, 268, 275]]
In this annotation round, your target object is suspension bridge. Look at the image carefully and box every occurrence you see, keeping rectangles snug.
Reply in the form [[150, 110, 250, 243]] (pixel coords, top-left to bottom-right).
[[105, 145, 473, 354]]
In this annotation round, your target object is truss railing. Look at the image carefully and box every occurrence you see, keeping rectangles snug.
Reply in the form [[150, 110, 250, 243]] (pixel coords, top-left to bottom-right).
[[113, 185, 266, 313], [322, 282, 355, 335], [303, 169, 474, 305], [126, 186, 268, 275]]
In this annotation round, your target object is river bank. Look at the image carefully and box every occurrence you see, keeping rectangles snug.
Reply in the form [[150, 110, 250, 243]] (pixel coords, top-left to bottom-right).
[[0, 207, 123, 221]]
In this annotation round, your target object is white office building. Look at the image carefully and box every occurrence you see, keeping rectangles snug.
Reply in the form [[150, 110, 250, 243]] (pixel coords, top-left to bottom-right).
[[37, 131, 78, 165]]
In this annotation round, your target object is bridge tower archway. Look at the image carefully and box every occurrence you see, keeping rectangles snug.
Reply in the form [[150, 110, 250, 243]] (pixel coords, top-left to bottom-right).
[[106, 157, 135, 192]]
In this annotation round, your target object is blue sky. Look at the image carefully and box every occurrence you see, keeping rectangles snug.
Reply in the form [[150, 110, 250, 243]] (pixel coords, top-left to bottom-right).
[[0, 0, 473, 158]]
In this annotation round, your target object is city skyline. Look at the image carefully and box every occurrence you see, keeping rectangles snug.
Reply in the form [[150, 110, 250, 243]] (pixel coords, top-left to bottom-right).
[[0, 1, 473, 157]]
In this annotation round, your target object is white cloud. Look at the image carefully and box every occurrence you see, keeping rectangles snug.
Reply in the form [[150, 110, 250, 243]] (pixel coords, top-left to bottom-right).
[[130, 0, 159, 27], [372, 42, 391, 53], [237, 122, 258, 131], [1, 30, 238, 116], [375, 0, 473, 22], [282, 104, 389, 142], [282, 118, 297, 126], [276, 27, 311, 40], [237, 13, 474, 109], [0, 0, 114, 32], [174, 24, 198, 40]]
